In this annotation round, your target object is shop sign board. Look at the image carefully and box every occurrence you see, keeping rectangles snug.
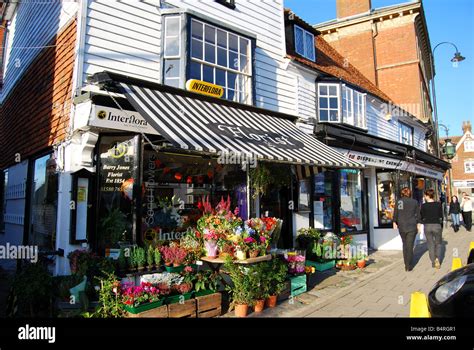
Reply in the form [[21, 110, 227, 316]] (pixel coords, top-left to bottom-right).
[[185, 79, 224, 98], [453, 180, 474, 188], [90, 105, 159, 135]]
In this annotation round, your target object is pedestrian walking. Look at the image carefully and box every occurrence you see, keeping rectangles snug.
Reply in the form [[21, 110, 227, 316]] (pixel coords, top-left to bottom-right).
[[449, 196, 461, 232], [393, 187, 420, 272], [420, 189, 443, 269], [461, 192, 472, 232]]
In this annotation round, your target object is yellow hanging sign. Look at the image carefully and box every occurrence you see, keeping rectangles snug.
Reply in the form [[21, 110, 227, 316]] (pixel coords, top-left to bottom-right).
[[186, 79, 224, 98]]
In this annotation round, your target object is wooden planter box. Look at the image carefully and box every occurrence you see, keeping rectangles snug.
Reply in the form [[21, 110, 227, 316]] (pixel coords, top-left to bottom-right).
[[290, 275, 307, 297], [124, 300, 164, 314], [126, 305, 168, 318], [168, 298, 196, 318], [196, 292, 222, 318], [306, 260, 335, 272]]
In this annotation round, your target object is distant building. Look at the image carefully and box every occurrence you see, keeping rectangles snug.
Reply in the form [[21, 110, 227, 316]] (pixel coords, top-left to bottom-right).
[[442, 121, 474, 199], [314, 0, 438, 154]]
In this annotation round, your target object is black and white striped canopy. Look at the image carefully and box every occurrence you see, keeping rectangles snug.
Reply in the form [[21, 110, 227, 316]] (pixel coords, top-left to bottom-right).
[[119, 82, 362, 168]]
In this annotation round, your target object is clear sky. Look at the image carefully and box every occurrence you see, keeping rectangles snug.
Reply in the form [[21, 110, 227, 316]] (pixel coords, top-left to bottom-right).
[[284, 0, 474, 138]]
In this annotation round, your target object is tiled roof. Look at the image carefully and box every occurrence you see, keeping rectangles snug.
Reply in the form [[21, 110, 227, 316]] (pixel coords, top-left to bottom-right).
[[285, 9, 393, 103]]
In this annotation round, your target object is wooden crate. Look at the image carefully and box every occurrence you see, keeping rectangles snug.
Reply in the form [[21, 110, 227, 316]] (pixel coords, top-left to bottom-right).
[[168, 298, 196, 318], [196, 292, 222, 318], [127, 304, 168, 318], [277, 280, 291, 302]]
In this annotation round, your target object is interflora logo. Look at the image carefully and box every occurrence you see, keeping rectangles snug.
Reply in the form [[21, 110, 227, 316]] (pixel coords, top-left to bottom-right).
[[186, 79, 224, 98], [97, 110, 107, 120]]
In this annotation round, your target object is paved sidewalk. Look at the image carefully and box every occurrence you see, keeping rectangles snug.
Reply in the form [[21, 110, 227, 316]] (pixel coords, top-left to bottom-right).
[[250, 227, 472, 318]]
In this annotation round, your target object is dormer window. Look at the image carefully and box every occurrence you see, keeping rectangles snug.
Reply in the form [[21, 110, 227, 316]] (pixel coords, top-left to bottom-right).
[[294, 25, 315, 61]]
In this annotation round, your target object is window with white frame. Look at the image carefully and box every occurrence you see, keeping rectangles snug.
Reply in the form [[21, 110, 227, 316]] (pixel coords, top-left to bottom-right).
[[465, 160, 474, 173], [294, 25, 316, 61], [399, 122, 414, 145], [354, 90, 366, 129], [318, 83, 340, 122], [342, 85, 354, 125], [464, 139, 474, 152], [163, 16, 182, 88], [189, 18, 252, 104]]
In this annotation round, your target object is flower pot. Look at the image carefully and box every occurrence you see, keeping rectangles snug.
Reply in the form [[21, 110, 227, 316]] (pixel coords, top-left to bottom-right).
[[204, 240, 218, 258], [234, 304, 249, 318], [147, 265, 154, 271], [123, 299, 164, 314], [249, 250, 259, 259], [254, 299, 265, 313], [265, 295, 277, 308], [165, 265, 184, 273], [235, 249, 247, 261], [357, 260, 366, 269]]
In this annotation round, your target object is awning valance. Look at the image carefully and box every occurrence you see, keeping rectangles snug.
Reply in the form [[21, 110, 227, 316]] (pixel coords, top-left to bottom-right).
[[94, 72, 362, 168]]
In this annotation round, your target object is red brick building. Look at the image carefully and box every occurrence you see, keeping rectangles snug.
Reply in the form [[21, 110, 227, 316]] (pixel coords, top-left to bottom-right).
[[314, 0, 436, 154], [443, 121, 474, 199]]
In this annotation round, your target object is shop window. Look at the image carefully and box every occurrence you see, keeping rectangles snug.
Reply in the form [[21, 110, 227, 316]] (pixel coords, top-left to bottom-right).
[[27, 154, 58, 251], [313, 170, 334, 230], [340, 169, 363, 232], [376, 171, 396, 226], [189, 18, 253, 104], [465, 160, 474, 173], [141, 145, 247, 244], [163, 15, 182, 88], [97, 135, 140, 251], [318, 83, 340, 122], [399, 122, 414, 145], [294, 25, 315, 62]]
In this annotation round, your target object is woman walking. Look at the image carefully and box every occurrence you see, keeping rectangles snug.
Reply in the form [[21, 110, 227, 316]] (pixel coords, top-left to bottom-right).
[[420, 189, 444, 269], [461, 192, 472, 232], [393, 187, 420, 272], [449, 196, 461, 232]]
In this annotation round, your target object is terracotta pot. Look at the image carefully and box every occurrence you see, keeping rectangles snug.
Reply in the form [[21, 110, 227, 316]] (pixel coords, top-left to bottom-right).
[[249, 250, 259, 259], [254, 299, 265, 313], [165, 262, 172, 267], [265, 295, 277, 308], [357, 260, 366, 269], [234, 304, 249, 318]]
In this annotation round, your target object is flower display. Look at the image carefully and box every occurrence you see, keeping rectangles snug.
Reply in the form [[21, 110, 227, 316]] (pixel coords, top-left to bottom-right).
[[285, 250, 306, 275], [121, 282, 161, 307]]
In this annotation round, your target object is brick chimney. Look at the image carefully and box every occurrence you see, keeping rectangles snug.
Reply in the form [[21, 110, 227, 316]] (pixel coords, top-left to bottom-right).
[[462, 121, 472, 134], [336, 0, 372, 19]]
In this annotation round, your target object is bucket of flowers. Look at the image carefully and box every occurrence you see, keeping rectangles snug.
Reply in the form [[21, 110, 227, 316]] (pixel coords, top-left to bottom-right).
[[285, 250, 306, 275], [121, 282, 163, 314]]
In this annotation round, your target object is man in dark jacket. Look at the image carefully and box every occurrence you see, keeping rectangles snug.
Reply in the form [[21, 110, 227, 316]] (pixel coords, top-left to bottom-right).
[[393, 187, 420, 271]]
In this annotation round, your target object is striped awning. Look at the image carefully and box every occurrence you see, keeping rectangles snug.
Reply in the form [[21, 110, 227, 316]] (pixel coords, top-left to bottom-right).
[[117, 82, 362, 168]]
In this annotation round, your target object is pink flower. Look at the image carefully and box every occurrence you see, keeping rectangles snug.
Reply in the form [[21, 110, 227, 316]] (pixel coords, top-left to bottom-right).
[[184, 266, 193, 273], [259, 236, 266, 243]]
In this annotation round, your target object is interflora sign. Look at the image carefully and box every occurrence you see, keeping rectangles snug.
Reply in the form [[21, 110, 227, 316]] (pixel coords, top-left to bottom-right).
[[185, 79, 224, 98]]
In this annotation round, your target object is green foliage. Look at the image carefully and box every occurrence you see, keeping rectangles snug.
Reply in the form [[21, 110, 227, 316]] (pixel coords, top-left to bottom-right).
[[52, 274, 84, 301], [247, 262, 269, 300], [83, 272, 124, 318], [118, 248, 128, 271], [249, 163, 291, 199], [99, 208, 128, 248], [135, 247, 146, 268], [266, 258, 288, 296], [296, 227, 323, 260], [12, 263, 53, 317], [154, 247, 161, 266], [190, 270, 221, 293], [224, 258, 255, 306], [146, 245, 154, 267]]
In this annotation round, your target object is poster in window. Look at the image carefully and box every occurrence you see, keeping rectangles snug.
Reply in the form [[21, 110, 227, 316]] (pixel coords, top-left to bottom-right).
[[313, 201, 324, 229], [298, 179, 310, 211]]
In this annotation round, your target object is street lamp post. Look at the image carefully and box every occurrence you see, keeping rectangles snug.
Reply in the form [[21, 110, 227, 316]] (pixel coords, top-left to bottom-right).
[[439, 123, 457, 227], [429, 42, 465, 158]]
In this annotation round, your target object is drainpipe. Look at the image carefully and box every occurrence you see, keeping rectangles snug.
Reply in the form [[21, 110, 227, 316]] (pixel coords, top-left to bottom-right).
[[371, 20, 379, 87]]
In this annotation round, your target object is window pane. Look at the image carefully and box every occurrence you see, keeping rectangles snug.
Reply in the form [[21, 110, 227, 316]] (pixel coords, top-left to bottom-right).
[[165, 36, 179, 57], [319, 85, 328, 95], [191, 38, 203, 59], [216, 68, 226, 87], [191, 20, 203, 40], [165, 78, 180, 88], [228, 88, 237, 102], [329, 85, 337, 95], [304, 32, 315, 60], [205, 43, 216, 63], [377, 172, 396, 225], [240, 37, 249, 56], [295, 26, 304, 56], [229, 33, 238, 52], [319, 110, 328, 121], [240, 54, 248, 73], [166, 17, 180, 37], [340, 170, 363, 232], [228, 71, 237, 90], [217, 47, 227, 67], [164, 59, 180, 78], [217, 29, 227, 48], [229, 51, 239, 70], [319, 97, 328, 109], [203, 64, 214, 83], [205, 25, 216, 44], [329, 97, 338, 109], [330, 110, 338, 121], [189, 61, 201, 80]]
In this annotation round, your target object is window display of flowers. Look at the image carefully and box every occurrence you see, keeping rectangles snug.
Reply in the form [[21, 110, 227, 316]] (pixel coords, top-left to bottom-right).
[[121, 282, 161, 308], [160, 245, 188, 267]]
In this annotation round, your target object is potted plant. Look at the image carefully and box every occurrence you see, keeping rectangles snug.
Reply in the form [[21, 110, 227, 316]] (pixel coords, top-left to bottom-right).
[[118, 247, 128, 273], [146, 245, 154, 271], [248, 262, 269, 313], [154, 247, 161, 269], [135, 247, 146, 271], [128, 248, 138, 272], [224, 258, 254, 317], [160, 246, 173, 267], [121, 282, 163, 314], [265, 258, 288, 308], [171, 246, 187, 268], [355, 252, 368, 269], [188, 268, 221, 297]]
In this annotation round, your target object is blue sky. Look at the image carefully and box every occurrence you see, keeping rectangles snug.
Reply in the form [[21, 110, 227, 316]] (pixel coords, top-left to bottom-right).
[[284, 0, 474, 138]]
